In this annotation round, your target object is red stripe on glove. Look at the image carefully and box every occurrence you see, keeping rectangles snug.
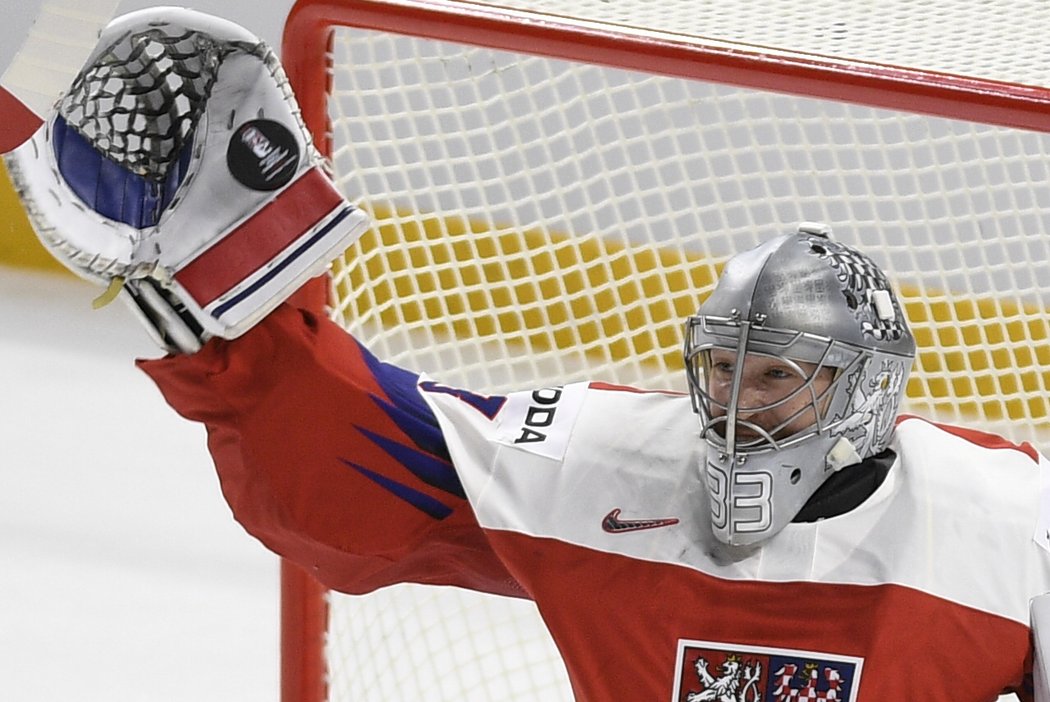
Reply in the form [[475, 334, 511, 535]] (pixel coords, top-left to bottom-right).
[[176, 167, 344, 306]]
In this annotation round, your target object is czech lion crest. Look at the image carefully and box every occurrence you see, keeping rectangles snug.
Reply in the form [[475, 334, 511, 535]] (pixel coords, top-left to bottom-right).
[[673, 640, 862, 702]]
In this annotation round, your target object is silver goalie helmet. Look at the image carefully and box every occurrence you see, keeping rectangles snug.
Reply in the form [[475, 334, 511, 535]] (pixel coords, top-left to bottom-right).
[[684, 223, 916, 546]]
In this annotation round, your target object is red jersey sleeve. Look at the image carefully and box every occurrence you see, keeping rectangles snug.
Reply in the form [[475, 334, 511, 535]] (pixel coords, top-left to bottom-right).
[[136, 304, 523, 598]]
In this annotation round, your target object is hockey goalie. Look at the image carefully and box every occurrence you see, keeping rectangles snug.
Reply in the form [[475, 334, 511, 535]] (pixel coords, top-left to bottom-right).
[[8, 7, 1050, 701]]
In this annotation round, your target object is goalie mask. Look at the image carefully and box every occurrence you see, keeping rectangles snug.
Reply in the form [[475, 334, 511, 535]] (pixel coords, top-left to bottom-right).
[[684, 223, 916, 547]]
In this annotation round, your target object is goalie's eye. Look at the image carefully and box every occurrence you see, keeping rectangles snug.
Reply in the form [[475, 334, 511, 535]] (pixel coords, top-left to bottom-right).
[[765, 365, 801, 381], [710, 359, 735, 376]]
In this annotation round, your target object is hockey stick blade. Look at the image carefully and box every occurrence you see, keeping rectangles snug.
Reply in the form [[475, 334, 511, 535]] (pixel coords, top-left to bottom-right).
[[0, 0, 120, 153]]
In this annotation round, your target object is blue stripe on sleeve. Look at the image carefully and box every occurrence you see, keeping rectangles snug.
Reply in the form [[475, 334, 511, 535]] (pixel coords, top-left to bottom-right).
[[340, 459, 453, 520]]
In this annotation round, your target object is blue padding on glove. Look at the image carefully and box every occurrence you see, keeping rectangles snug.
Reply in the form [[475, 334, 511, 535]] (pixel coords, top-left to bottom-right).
[[51, 115, 191, 228]]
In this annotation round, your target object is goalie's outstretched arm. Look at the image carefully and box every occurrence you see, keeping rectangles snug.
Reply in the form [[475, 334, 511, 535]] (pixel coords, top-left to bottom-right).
[[6, 7, 520, 598], [138, 303, 521, 596]]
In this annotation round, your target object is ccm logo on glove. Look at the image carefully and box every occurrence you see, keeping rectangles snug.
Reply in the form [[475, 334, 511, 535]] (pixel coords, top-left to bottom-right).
[[227, 119, 300, 190]]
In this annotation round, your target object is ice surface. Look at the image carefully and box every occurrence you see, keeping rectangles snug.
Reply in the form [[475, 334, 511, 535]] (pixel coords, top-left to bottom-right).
[[0, 266, 278, 702]]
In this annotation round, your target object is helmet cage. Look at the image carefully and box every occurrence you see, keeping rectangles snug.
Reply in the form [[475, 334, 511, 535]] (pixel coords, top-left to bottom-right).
[[685, 312, 868, 456]]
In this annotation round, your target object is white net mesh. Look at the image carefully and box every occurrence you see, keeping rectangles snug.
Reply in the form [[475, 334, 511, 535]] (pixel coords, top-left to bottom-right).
[[324, 585, 572, 701], [282, 2, 1050, 700], [327, 29, 1050, 443]]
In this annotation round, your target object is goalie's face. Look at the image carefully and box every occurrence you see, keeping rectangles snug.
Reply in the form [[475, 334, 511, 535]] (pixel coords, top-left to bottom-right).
[[685, 330, 852, 548], [704, 349, 835, 446]]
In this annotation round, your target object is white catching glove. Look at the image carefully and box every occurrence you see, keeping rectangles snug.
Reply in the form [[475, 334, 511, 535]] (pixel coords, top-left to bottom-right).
[[4, 7, 370, 353]]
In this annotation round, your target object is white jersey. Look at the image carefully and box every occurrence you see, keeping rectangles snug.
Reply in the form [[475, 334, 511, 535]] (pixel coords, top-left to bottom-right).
[[421, 378, 1050, 701]]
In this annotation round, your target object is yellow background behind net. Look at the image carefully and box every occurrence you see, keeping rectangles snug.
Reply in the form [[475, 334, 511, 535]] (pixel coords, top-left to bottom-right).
[[333, 203, 1049, 442]]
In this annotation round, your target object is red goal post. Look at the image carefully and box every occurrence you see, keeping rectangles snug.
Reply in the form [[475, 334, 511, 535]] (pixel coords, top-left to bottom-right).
[[278, 1, 1050, 700]]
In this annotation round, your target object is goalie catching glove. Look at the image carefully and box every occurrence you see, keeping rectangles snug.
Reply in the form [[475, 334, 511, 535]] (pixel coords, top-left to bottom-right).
[[4, 7, 370, 353]]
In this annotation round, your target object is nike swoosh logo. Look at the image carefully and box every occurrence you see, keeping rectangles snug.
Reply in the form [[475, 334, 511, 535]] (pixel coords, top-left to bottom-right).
[[602, 508, 680, 534]]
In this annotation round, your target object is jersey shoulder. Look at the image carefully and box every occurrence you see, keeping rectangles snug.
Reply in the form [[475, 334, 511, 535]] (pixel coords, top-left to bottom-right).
[[895, 413, 1042, 465], [894, 413, 1041, 468], [418, 378, 695, 501], [419, 378, 689, 461], [893, 413, 1050, 551]]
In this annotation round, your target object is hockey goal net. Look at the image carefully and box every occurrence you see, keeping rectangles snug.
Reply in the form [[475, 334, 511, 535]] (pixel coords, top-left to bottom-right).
[[279, 0, 1050, 700]]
